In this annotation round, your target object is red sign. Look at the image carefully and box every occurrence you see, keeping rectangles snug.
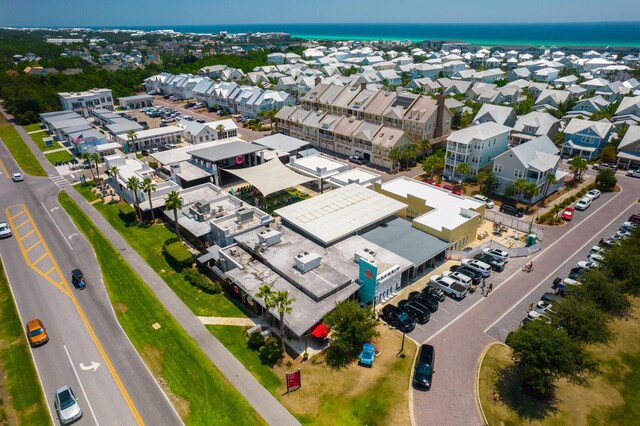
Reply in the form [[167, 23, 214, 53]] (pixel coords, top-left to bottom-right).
[[235, 155, 244, 165], [286, 369, 301, 393], [364, 268, 374, 280]]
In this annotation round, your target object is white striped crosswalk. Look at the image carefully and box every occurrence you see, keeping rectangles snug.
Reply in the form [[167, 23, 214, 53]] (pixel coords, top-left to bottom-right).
[[50, 176, 71, 188]]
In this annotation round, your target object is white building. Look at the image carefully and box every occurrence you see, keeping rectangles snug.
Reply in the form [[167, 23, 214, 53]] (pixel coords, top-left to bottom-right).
[[58, 88, 114, 117], [115, 126, 183, 152]]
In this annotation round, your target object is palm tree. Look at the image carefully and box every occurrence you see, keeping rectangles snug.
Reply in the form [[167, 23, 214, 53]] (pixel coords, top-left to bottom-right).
[[164, 191, 184, 240], [388, 147, 402, 171], [215, 123, 226, 139], [568, 156, 588, 182], [455, 162, 472, 181], [421, 155, 442, 179], [272, 290, 295, 353], [512, 178, 528, 203], [419, 139, 431, 157], [141, 177, 157, 221], [541, 173, 558, 206], [523, 181, 541, 208], [126, 130, 138, 152], [126, 176, 142, 222], [81, 153, 96, 181], [402, 144, 419, 169], [105, 166, 119, 181], [255, 285, 274, 327], [90, 153, 100, 181]]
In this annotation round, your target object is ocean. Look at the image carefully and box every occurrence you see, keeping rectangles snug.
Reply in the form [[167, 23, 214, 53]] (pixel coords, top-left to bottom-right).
[[99, 22, 640, 47]]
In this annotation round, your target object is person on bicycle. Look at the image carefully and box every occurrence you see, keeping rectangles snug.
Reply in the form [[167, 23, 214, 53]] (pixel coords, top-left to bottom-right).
[[527, 261, 533, 272]]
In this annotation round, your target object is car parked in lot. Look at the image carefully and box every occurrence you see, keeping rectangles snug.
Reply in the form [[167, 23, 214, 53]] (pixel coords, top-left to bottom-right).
[[568, 267, 585, 279], [575, 197, 592, 211], [413, 344, 435, 390], [586, 189, 601, 200], [617, 229, 633, 238], [428, 275, 468, 300], [408, 291, 439, 312], [561, 207, 574, 221], [449, 265, 482, 285], [626, 169, 640, 178], [380, 305, 416, 332], [482, 248, 509, 262], [474, 253, 505, 272], [523, 310, 551, 325], [422, 285, 446, 302], [0, 222, 12, 239], [534, 300, 553, 314], [621, 221, 637, 231], [541, 292, 564, 304], [499, 203, 524, 218], [588, 253, 605, 263], [629, 214, 640, 224], [398, 300, 431, 324], [461, 258, 492, 277], [55, 385, 82, 424], [26, 319, 49, 347], [348, 155, 365, 165], [577, 260, 599, 270], [442, 270, 473, 288], [473, 194, 494, 208], [592, 163, 617, 171]]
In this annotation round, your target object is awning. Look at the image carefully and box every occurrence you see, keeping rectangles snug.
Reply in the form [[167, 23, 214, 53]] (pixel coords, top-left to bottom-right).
[[563, 140, 596, 152], [224, 159, 315, 197], [310, 323, 330, 338]]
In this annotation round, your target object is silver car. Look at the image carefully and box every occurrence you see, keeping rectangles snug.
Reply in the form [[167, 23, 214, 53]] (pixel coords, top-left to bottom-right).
[[55, 385, 82, 424], [12, 172, 24, 182], [0, 222, 11, 239]]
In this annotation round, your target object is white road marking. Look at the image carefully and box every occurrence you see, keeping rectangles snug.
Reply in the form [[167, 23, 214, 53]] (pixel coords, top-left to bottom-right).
[[79, 361, 101, 373], [63, 345, 100, 426], [41, 202, 73, 250]]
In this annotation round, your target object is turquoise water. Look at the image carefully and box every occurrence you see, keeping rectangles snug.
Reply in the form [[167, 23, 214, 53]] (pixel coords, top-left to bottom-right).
[[100, 22, 640, 47]]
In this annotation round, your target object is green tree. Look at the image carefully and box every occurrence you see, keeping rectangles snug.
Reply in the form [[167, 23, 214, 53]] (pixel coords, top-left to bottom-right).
[[523, 181, 541, 208], [541, 173, 558, 206], [105, 165, 119, 181], [455, 162, 472, 181], [511, 177, 528, 203], [272, 290, 294, 353], [551, 298, 613, 344], [546, 98, 576, 119], [599, 144, 618, 164], [81, 152, 96, 181], [255, 284, 274, 326], [126, 129, 138, 152], [324, 301, 380, 368], [164, 190, 184, 241], [421, 154, 443, 179], [419, 139, 431, 157], [215, 123, 226, 139], [388, 147, 401, 171], [476, 166, 497, 195], [553, 131, 566, 146], [577, 269, 631, 317], [508, 321, 593, 396], [600, 231, 640, 294], [125, 176, 142, 222], [595, 168, 617, 192], [401, 144, 419, 169], [568, 156, 588, 182], [141, 177, 157, 221]]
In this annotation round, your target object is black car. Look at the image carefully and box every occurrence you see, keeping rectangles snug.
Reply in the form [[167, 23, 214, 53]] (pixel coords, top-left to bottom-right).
[[422, 285, 445, 302], [499, 203, 524, 218], [381, 305, 416, 332], [398, 300, 431, 324], [474, 253, 505, 272], [408, 291, 439, 312], [568, 267, 585, 280], [450, 265, 482, 285], [413, 344, 435, 389]]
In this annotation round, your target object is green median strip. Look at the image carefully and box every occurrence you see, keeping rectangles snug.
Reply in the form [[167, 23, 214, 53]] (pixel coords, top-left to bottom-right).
[[0, 260, 50, 425], [0, 122, 47, 176], [58, 192, 264, 426]]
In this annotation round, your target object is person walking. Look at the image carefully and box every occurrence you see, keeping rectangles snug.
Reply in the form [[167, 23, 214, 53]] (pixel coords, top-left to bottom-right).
[[528, 303, 534, 312], [488, 282, 493, 294]]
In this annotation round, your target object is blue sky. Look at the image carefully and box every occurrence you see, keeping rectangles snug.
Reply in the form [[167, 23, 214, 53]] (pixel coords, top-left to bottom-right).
[[1, 0, 638, 27]]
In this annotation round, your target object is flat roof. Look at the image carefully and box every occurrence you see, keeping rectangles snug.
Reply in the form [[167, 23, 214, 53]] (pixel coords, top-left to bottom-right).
[[95, 142, 121, 152], [254, 133, 310, 153], [115, 126, 182, 141], [289, 154, 348, 178], [380, 177, 483, 231], [361, 217, 451, 266], [274, 184, 407, 245], [176, 161, 212, 182], [189, 140, 266, 163], [117, 94, 154, 101], [150, 137, 244, 166], [329, 168, 381, 187]]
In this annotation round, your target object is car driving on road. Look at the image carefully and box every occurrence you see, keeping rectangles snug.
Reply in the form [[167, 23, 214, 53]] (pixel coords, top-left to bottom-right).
[[26, 319, 49, 347], [12, 172, 24, 182], [55, 385, 82, 424]]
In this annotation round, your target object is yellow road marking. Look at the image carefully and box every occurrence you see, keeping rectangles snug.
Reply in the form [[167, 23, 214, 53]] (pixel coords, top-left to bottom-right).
[[14, 219, 30, 230], [0, 159, 8, 178], [8, 209, 26, 220], [5, 205, 144, 425], [20, 228, 36, 240], [44, 266, 56, 276], [32, 252, 48, 265], [25, 240, 41, 252]]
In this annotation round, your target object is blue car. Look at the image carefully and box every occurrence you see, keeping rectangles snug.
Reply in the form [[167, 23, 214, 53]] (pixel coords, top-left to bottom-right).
[[359, 343, 376, 367]]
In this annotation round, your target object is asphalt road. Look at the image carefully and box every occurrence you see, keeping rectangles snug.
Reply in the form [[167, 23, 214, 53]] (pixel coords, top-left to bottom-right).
[[0, 142, 182, 425], [411, 173, 640, 426]]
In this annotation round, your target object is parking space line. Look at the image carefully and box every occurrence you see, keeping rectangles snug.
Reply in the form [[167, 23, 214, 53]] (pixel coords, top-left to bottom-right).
[[8, 209, 27, 220], [63, 345, 100, 426], [19, 228, 37, 240], [25, 240, 41, 252], [44, 266, 56, 276]]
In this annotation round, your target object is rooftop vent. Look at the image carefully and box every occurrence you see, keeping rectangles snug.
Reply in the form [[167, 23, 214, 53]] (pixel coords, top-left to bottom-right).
[[258, 228, 282, 247], [236, 208, 254, 224], [295, 251, 322, 273]]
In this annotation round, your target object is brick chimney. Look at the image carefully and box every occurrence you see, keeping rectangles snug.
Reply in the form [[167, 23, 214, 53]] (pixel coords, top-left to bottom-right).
[[360, 82, 367, 90], [434, 93, 445, 138], [314, 76, 321, 86]]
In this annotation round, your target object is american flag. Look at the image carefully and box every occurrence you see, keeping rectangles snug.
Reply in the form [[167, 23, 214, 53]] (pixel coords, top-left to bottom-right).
[[72, 134, 84, 144]]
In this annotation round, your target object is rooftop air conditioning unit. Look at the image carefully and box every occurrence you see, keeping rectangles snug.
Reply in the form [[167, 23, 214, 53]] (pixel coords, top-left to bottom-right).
[[295, 252, 322, 273], [258, 228, 282, 247]]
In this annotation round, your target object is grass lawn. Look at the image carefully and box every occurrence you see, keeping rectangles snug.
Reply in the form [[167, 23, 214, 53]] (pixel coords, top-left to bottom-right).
[[58, 192, 264, 426], [25, 126, 59, 152], [209, 324, 415, 426], [23, 123, 42, 133], [44, 150, 74, 165], [0, 116, 47, 176], [0, 261, 50, 425], [75, 184, 247, 318], [479, 297, 640, 426]]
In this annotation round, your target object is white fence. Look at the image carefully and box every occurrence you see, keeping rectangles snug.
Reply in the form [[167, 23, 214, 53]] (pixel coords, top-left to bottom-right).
[[445, 240, 542, 261], [484, 210, 544, 241]]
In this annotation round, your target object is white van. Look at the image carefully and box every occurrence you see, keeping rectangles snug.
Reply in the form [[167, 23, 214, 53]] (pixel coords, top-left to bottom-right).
[[461, 258, 492, 277], [443, 270, 473, 288]]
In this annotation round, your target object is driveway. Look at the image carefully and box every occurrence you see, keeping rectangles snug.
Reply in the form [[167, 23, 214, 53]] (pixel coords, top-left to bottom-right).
[[412, 175, 640, 425]]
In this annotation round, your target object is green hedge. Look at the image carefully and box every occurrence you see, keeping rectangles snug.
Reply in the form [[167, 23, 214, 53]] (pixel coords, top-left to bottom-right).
[[163, 241, 193, 270], [182, 269, 222, 294]]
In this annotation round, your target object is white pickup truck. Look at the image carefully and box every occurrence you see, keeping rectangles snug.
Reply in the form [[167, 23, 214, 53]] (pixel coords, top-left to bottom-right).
[[442, 270, 473, 289], [429, 275, 468, 300]]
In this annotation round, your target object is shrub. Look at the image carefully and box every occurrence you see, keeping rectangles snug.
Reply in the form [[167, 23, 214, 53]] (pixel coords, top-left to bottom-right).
[[258, 337, 283, 365], [182, 268, 221, 294], [247, 331, 266, 350], [163, 241, 193, 270], [149, 161, 158, 169]]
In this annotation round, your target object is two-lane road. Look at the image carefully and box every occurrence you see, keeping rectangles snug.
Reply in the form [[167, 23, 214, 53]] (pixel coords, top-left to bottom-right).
[[0, 141, 182, 425]]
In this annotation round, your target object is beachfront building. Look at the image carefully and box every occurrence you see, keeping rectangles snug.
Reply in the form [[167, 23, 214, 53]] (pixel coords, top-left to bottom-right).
[[561, 118, 614, 160], [58, 88, 114, 117], [443, 122, 512, 181]]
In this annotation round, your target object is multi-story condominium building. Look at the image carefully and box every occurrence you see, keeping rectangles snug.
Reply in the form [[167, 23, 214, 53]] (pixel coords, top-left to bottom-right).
[[443, 122, 512, 181], [58, 88, 114, 117]]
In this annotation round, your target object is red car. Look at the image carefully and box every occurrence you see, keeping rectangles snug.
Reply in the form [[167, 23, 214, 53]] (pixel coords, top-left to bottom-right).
[[629, 214, 640, 224], [562, 207, 574, 221], [422, 179, 435, 185], [442, 184, 455, 191]]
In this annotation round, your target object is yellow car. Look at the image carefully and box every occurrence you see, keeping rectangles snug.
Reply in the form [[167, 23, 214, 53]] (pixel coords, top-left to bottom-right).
[[26, 319, 49, 347]]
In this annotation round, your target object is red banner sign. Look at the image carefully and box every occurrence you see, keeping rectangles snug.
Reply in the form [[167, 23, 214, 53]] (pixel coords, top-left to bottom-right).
[[286, 369, 301, 393]]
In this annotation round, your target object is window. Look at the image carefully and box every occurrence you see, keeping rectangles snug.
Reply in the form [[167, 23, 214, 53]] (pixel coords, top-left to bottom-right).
[[514, 169, 524, 178], [493, 164, 503, 173]]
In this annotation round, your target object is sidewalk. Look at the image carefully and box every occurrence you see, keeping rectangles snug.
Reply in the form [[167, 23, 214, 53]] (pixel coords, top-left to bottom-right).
[[5, 112, 300, 426], [532, 174, 596, 218]]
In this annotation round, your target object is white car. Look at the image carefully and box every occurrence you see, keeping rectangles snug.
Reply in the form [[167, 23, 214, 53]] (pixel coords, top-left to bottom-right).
[[588, 253, 604, 262], [54, 385, 82, 424], [11, 172, 24, 182], [0, 222, 11, 239], [461, 258, 492, 277], [429, 275, 468, 300], [589, 245, 605, 255], [617, 229, 632, 238], [626, 169, 640, 178], [442, 270, 473, 288], [525, 310, 551, 324], [482, 248, 509, 262], [473, 194, 494, 209], [534, 300, 553, 314], [575, 197, 592, 211], [586, 189, 601, 200], [577, 260, 600, 270]]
